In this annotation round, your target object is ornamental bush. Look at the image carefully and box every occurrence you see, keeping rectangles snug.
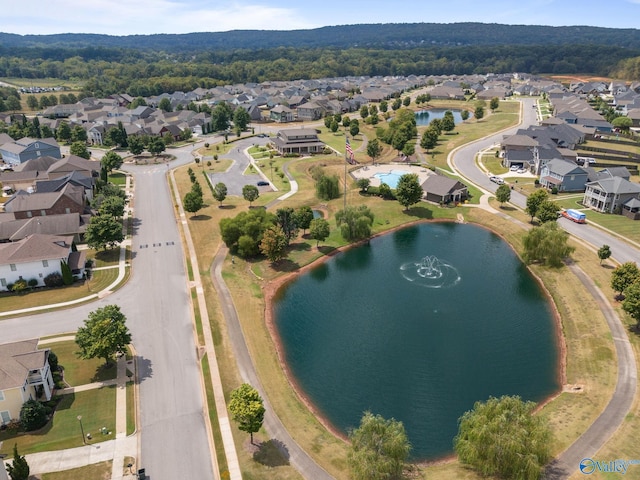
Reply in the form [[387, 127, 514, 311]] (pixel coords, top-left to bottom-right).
[[20, 399, 48, 431]]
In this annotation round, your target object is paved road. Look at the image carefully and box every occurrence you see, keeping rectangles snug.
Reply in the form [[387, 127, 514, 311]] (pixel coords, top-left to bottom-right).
[[1, 142, 216, 480]]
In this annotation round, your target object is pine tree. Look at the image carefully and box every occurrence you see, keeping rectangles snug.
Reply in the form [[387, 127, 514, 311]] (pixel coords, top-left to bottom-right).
[[6, 444, 30, 480]]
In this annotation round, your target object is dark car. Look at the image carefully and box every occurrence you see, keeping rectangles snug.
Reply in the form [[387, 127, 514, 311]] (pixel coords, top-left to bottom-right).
[[257, 181, 269, 186]]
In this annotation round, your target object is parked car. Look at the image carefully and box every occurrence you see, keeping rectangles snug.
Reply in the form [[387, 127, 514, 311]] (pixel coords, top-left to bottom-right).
[[490, 176, 504, 185], [517, 168, 527, 174], [257, 180, 269, 186], [509, 165, 519, 171]]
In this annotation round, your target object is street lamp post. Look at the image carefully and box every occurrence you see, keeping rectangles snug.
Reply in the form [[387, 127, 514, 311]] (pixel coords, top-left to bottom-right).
[[77, 415, 86, 445]]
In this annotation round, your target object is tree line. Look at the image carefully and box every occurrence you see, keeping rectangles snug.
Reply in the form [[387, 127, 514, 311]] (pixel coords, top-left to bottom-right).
[[1, 43, 640, 99]]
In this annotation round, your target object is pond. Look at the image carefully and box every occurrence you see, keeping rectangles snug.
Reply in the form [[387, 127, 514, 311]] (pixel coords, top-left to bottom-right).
[[273, 222, 560, 459], [415, 108, 470, 126]]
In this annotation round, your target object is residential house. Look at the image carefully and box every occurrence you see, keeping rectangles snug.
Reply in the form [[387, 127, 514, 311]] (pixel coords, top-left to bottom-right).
[[539, 159, 589, 192], [0, 339, 56, 425], [0, 233, 86, 291], [0, 213, 89, 243], [583, 177, 640, 214], [0, 138, 61, 166], [3, 184, 86, 220], [272, 129, 325, 155], [296, 102, 324, 121], [421, 175, 468, 204], [269, 105, 295, 123]]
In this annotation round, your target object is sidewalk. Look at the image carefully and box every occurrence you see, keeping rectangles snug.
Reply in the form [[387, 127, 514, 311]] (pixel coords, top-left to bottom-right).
[[12, 354, 139, 479]]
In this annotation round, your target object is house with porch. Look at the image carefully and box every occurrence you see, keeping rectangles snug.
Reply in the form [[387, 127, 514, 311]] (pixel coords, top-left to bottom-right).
[[272, 129, 325, 155], [0, 339, 55, 426], [421, 175, 468, 204], [583, 177, 640, 214], [269, 105, 295, 123], [539, 159, 589, 192]]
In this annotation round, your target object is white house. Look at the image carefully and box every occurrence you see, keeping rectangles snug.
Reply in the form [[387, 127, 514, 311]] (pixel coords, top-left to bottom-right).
[[0, 339, 55, 426], [0, 234, 85, 291]]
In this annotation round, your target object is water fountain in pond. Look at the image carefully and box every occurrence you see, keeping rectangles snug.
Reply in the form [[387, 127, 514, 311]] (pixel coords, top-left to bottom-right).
[[400, 255, 461, 288]]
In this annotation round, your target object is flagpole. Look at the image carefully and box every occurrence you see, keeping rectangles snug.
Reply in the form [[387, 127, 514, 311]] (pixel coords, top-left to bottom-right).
[[344, 135, 348, 209]]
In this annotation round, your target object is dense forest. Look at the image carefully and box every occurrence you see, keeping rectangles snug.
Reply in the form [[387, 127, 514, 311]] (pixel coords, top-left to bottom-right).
[[2, 23, 640, 97], [3, 23, 640, 51]]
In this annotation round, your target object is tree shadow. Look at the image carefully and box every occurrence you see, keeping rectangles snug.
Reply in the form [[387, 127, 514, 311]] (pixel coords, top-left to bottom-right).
[[404, 206, 433, 219], [288, 242, 311, 252], [317, 245, 337, 255], [130, 217, 142, 235], [91, 362, 117, 382], [498, 205, 516, 211], [191, 215, 212, 221], [218, 205, 236, 210], [253, 438, 290, 467], [272, 259, 300, 272], [135, 356, 153, 383]]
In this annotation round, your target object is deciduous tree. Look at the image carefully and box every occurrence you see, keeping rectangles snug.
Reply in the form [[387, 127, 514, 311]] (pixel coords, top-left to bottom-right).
[[495, 183, 511, 206], [597, 244, 612, 265], [260, 225, 288, 263], [228, 383, 265, 444], [309, 218, 330, 247], [395, 173, 423, 211], [348, 411, 411, 480], [611, 262, 640, 295], [242, 184, 259, 206], [76, 304, 131, 366], [70, 141, 91, 159], [213, 182, 227, 206], [85, 215, 124, 250], [454, 395, 552, 480], [622, 281, 640, 330], [101, 151, 123, 174], [293, 206, 314, 235], [525, 189, 549, 223], [366, 138, 381, 165], [183, 190, 203, 217]]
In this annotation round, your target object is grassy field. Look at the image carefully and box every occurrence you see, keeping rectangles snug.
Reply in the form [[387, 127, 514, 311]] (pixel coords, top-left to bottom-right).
[[0, 387, 117, 455]]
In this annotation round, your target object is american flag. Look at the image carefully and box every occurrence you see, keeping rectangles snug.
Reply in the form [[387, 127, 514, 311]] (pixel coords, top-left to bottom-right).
[[345, 137, 355, 164]]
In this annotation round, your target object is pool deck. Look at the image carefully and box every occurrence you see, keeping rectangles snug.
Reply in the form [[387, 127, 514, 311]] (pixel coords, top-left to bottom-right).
[[350, 163, 434, 187]]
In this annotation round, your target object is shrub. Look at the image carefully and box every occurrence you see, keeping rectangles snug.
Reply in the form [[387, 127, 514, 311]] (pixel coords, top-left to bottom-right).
[[6, 283, 14, 291], [204, 143, 210, 148], [11, 279, 28, 292], [194, 157, 200, 164], [44, 272, 64, 288], [551, 186, 558, 195], [207, 161, 211, 167], [48, 351, 59, 372], [27, 278, 39, 288], [61, 260, 73, 285], [20, 399, 48, 431]]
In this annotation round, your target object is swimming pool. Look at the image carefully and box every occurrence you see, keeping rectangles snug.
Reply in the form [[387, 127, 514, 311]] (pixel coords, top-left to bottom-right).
[[373, 169, 410, 189]]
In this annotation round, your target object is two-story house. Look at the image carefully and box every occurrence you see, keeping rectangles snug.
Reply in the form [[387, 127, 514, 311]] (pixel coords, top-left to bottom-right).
[[272, 129, 326, 155], [0, 339, 55, 426], [583, 177, 640, 214], [3, 184, 86, 220], [0, 137, 61, 166], [539, 159, 589, 192]]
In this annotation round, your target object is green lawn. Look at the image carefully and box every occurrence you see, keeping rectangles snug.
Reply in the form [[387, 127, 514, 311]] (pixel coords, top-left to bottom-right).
[[582, 210, 640, 244], [45, 340, 117, 386], [108, 172, 127, 185], [40, 461, 113, 480], [0, 387, 116, 455]]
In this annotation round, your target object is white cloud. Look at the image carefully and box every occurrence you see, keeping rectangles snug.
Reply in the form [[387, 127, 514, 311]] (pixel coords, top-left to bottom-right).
[[3, 0, 316, 35]]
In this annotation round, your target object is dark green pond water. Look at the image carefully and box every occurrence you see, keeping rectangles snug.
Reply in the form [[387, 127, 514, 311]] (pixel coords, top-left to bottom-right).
[[273, 222, 559, 459]]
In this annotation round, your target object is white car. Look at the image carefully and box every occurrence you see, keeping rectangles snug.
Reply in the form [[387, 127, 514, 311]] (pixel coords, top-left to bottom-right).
[[517, 168, 527, 174], [509, 165, 519, 172]]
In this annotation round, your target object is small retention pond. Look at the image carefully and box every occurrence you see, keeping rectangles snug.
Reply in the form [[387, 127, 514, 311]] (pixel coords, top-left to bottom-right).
[[415, 108, 470, 126], [273, 222, 560, 459]]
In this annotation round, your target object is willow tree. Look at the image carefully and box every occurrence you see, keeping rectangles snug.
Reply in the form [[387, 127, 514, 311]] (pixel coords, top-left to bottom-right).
[[454, 395, 552, 480], [348, 412, 411, 480]]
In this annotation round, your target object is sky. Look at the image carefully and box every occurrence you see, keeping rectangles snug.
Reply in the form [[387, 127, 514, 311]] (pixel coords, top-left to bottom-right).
[[4, 0, 640, 36]]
